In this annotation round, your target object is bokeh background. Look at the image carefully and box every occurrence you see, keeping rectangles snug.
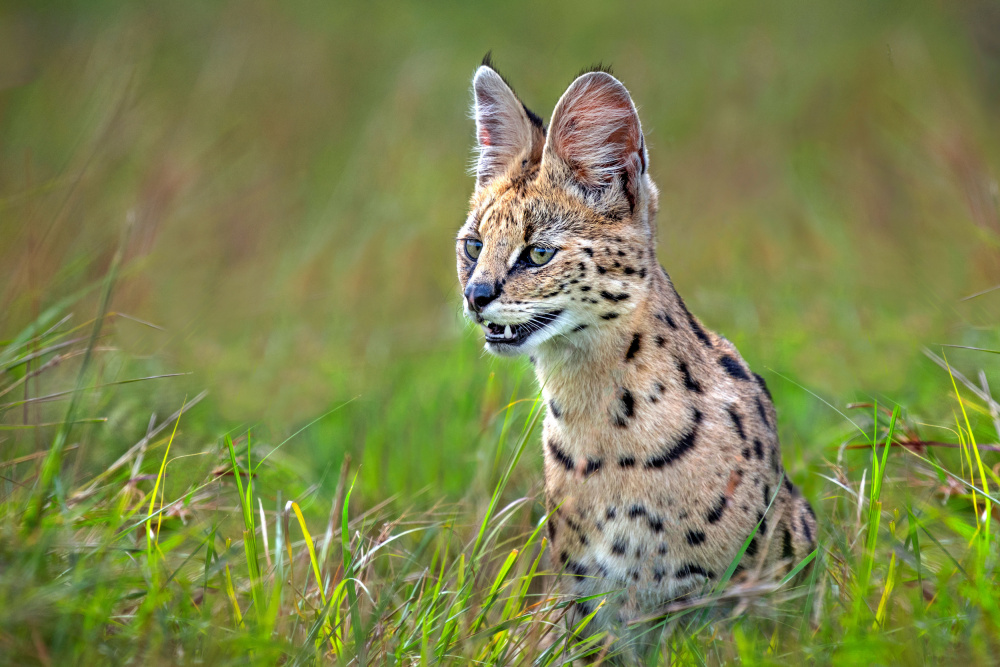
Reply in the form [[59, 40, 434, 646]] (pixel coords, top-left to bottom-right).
[[3, 0, 1000, 507]]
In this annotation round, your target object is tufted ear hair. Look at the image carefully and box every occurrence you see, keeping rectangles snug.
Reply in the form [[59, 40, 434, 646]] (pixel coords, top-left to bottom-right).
[[472, 63, 544, 188], [544, 70, 647, 210]]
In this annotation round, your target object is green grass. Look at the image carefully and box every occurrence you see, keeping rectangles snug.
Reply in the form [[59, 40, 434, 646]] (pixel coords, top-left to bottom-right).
[[2, 0, 1000, 663], [3, 298, 1000, 664]]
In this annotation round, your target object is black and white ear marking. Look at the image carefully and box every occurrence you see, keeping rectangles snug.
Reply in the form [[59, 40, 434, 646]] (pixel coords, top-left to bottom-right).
[[472, 63, 544, 188], [544, 71, 647, 210]]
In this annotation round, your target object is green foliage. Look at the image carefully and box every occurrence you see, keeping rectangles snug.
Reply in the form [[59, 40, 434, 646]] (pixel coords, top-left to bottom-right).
[[2, 0, 1000, 663]]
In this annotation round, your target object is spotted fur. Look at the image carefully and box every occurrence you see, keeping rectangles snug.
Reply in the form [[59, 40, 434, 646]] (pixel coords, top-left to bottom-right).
[[456, 60, 817, 640]]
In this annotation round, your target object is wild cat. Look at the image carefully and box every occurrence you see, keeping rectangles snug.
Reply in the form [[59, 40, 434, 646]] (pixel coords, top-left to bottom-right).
[[455, 57, 816, 640]]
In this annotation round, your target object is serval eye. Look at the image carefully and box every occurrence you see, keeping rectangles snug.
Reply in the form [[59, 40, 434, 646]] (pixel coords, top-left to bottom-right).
[[465, 239, 483, 260], [527, 246, 557, 266]]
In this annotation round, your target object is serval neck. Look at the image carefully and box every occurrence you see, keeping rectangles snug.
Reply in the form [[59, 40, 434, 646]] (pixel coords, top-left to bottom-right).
[[532, 267, 698, 422]]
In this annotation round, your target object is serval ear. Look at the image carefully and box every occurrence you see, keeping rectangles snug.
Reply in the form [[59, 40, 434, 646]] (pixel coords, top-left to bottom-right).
[[471, 61, 545, 189], [544, 70, 647, 211]]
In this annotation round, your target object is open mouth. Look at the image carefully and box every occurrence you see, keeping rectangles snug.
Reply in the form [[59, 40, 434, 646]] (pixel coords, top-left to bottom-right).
[[483, 310, 563, 347]]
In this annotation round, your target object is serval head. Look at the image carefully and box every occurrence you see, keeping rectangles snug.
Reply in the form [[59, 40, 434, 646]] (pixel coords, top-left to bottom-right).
[[456, 57, 660, 357]]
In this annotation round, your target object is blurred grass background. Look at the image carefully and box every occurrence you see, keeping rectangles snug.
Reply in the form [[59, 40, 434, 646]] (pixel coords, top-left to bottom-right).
[[4, 0, 1000, 501], [5, 0, 1000, 502], [0, 2, 1000, 496], [0, 0, 999, 570], [3, 0, 1000, 662]]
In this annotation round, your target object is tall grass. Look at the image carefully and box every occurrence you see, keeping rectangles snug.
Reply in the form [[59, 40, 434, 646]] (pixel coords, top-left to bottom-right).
[[2, 282, 1000, 664]]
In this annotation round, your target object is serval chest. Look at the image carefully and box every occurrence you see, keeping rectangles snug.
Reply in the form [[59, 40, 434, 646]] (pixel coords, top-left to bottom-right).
[[536, 286, 805, 624]]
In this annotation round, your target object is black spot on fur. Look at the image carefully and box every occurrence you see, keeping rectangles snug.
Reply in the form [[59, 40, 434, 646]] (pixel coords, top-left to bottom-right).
[[757, 511, 768, 536], [783, 474, 794, 494], [706, 496, 727, 524], [719, 355, 750, 380], [625, 333, 642, 361], [742, 447, 751, 459], [675, 563, 713, 579], [579, 285, 591, 292], [645, 409, 703, 468], [655, 335, 665, 347], [585, 458, 603, 475], [628, 504, 647, 519], [753, 372, 772, 401], [559, 550, 569, 565], [576, 599, 593, 616], [657, 311, 677, 329], [653, 566, 666, 583], [623, 266, 635, 275], [745, 537, 759, 557], [582, 247, 594, 257], [600, 290, 630, 302], [618, 455, 636, 468], [686, 530, 706, 546], [679, 299, 712, 347], [756, 396, 771, 429], [678, 361, 702, 393], [763, 484, 771, 506], [648, 516, 664, 532], [548, 440, 574, 471], [571, 323, 589, 333], [566, 517, 588, 546], [547, 520, 556, 541], [566, 559, 589, 580], [549, 400, 561, 419], [800, 510, 814, 543], [782, 527, 794, 559], [727, 407, 746, 440], [613, 389, 635, 428], [606, 507, 617, 520], [601, 312, 619, 320], [611, 538, 627, 556], [657, 543, 668, 555], [753, 438, 764, 460], [596, 265, 607, 274]]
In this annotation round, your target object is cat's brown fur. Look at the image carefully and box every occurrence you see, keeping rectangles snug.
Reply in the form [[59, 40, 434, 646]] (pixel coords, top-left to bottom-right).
[[455, 59, 816, 638]]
